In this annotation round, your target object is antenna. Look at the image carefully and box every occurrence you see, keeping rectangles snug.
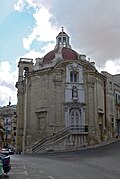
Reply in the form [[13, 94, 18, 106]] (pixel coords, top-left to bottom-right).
[[9, 96, 11, 106]]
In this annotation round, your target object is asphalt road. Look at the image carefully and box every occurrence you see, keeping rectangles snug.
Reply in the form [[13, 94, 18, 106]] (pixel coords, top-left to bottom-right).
[[6, 140, 120, 179]]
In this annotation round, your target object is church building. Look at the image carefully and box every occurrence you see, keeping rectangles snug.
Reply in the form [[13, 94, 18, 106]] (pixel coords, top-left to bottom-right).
[[16, 28, 120, 154]]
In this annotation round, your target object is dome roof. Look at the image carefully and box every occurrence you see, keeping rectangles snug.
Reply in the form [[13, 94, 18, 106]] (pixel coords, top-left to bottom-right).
[[43, 48, 58, 63], [43, 47, 78, 63], [62, 47, 78, 60], [56, 31, 69, 37], [43, 28, 78, 63]]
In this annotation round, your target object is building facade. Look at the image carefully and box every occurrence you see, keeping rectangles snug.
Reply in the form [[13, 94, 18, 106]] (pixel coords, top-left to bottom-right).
[[16, 29, 120, 154], [0, 115, 4, 147], [0, 105, 17, 149]]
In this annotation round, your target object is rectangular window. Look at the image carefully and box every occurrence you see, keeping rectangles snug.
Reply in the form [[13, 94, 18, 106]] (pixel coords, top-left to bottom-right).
[[63, 37, 66, 42], [13, 127, 16, 130], [109, 81, 112, 90], [119, 109, 120, 118], [5, 119, 8, 125], [70, 71, 78, 82], [14, 132, 16, 136], [118, 95, 120, 104], [110, 100, 114, 113], [58, 37, 61, 43], [115, 94, 120, 104], [5, 135, 7, 140], [111, 118, 114, 123], [115, 94, 117, 103], [37, 112, 46, 130]]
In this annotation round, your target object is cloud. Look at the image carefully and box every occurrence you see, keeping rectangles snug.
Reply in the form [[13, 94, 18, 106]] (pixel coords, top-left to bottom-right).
[[22, 6, 59, 52], [0, 61, 17, 106], [20, 50, 43, 64], [48, 0, 120, 67], [14, 0, 120, 67], [26, 0, 52, 9], [19, 0, 120, 73], [14, 0, 26, 11], [2, 0, 120, 108], [99, 59, 120, 75]]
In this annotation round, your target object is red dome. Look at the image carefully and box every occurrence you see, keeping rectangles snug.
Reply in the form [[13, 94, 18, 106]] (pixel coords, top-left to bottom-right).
[[43, 48, 59, 63], [43, 47, 78, 63], [62, 47, 77, 60]]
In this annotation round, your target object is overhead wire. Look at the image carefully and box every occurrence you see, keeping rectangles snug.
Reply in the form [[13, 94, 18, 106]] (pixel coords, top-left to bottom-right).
[[0, 91, 10, 97]]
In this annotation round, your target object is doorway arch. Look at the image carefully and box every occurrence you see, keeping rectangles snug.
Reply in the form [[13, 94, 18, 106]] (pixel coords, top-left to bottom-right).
[[70, 109, 81, 126]]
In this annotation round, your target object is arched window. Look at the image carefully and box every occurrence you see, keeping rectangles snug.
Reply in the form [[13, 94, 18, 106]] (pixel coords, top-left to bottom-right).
[[58, 37, 61, 46], [70, 109, 81, 126], [63, 37, 66, 43], [23, 67, 29, 78]]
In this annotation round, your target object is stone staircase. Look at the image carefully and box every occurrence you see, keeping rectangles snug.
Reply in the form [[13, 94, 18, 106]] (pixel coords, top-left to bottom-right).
[[30, 125, 88, 154]]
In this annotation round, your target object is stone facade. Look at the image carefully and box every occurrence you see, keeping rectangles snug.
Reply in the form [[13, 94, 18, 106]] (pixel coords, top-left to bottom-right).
[[16, 29, 120, 153], [101, 72, 120, 139], [0, 115, 4, 147], [0, 105, 17, 149]]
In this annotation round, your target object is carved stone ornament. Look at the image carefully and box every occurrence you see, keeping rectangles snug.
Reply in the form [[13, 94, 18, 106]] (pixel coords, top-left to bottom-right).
[[72, 86, 78, 99]]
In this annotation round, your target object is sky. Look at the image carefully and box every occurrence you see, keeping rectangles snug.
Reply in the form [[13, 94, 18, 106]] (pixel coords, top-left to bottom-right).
[[0, 0, 120, 106]]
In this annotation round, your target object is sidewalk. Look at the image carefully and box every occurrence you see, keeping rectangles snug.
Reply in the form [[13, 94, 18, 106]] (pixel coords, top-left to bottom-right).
[[25, 137, 120, 155], [45, 137, 120, 154], [87, 137, 120, 149]]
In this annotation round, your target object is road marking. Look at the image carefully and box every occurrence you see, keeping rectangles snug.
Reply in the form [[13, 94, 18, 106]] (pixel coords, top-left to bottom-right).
[[23, 162, 26, 169], [39, 170, 44, 173], [48, 176, 55, 179], [9, 172, 25, 175], [25, 170, 28, 176], [12, 166, 24, 169]]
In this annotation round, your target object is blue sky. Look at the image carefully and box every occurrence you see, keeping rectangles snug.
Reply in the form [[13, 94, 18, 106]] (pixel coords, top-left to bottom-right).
[[0, 1, 35, 70], [0, 0, 120, 106], [0, 0, 59, 106], [1, 12, 34, 66]]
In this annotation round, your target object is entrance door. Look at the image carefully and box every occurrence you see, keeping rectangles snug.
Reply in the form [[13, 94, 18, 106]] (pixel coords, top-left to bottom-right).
[[117, 120, 120, 136], [70, 109, 81, 126], [99, 124, 103, 140]]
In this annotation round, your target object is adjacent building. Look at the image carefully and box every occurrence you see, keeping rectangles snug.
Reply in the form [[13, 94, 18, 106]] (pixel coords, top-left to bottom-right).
[[16, 28, 120, 154], [0, 105, 17, 149], [0, 115, 4, 147]]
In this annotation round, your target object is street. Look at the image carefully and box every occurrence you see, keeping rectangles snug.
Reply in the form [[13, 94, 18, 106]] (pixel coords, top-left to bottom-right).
[[6, 140, 120, 179]]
